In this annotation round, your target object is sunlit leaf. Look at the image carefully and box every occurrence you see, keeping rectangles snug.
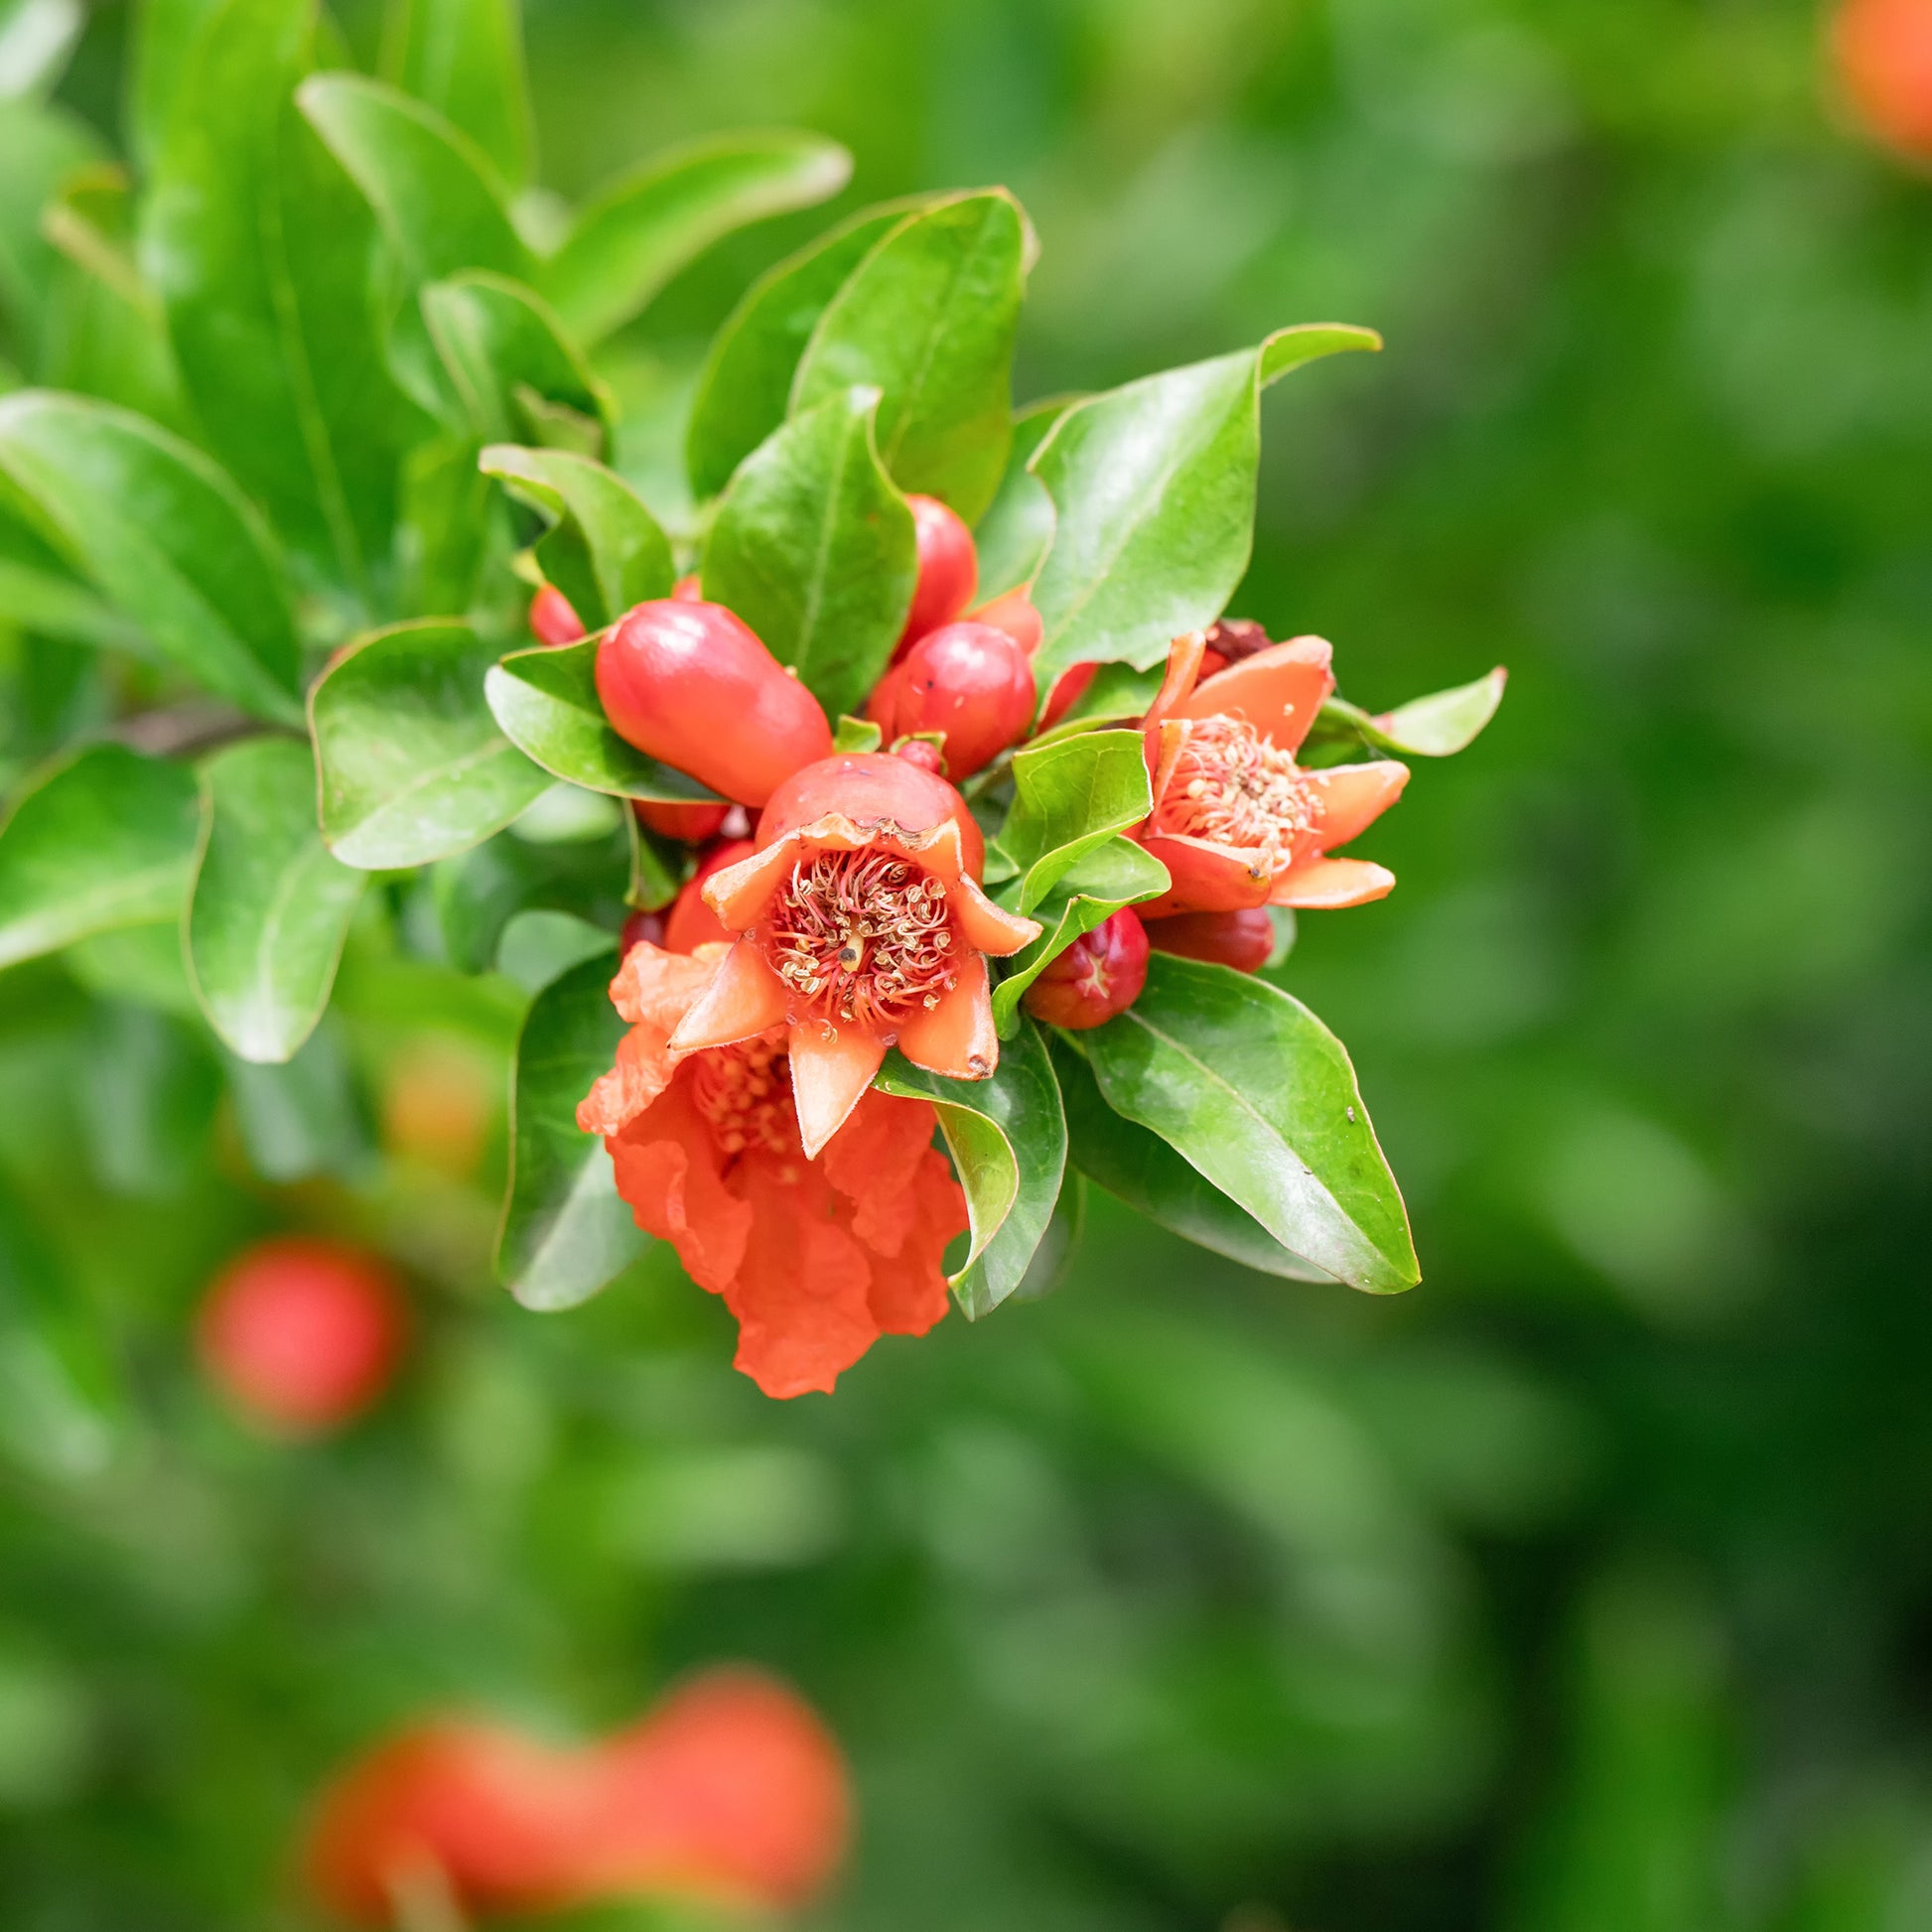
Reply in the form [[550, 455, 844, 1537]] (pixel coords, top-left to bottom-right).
[[992, 728, 1153, 911], [380, 0, 533, 189], [422, 272, 611, 450], [1308, 666, 1509, 759], [0, 88, 98, 366], [972, 394, 1073, 601]]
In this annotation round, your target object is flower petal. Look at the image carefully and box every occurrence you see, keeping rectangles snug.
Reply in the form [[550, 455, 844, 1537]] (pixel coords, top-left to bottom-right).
[[667, 941, 791, 1054], [703, 836, 803, 931], [821, 1090, 940, 1258], [862, 1148, 963, 1337], [608, 941, 720, 1029], [948, 874, 1041, 956], [1143, 630, 1208, 771], [894, 954, 996, 1079], [788, 1022, 889, 1159], [1135, 832, 1274, 916], [1269, 857, 1396, 908], [607, 1078, 752, 1293], [1145, 717, 1190, 817], [1303, 759, 1409, 853], [1182, 635, 1334, 753]]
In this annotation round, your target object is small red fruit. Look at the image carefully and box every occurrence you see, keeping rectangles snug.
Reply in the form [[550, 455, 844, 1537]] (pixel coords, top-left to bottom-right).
[[530, 586, 585, 647], [1834, 0, 1932, 158], [891, 737, 945, 775], [197, 1237, 408, 1436], [896, 494, 977, 653], [1143, 906, 1274, 974], [663, 840, 757, 953], [632, 799, 731, 844], [1021, 908, 1150, 1030], [672, 573, 702, 602], [597, 601, 834, 808], [870, 621, 1035, 778]]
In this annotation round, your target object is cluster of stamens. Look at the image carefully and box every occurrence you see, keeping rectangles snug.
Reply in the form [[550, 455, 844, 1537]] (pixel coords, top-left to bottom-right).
[[690, 1032, 799, 1158], [1154, 717, 1313, 873], [761, 846, 958, 1032]]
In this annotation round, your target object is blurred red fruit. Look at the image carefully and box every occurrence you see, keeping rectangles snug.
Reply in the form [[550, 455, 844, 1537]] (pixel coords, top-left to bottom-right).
[[1834, 0, 1932, 158], [896, 494, 977, 653], [671, 572, 702, 601], [663, 840, 757, 953], [1022, 908, 1150, 1030], [529, 586, 585, 647], [197, 1237, 407, 1436], [632, 799, 731, 843], [596, 601, 833, 807], [869, 621, 1035, 777], [1144, 906, 1274, 974]]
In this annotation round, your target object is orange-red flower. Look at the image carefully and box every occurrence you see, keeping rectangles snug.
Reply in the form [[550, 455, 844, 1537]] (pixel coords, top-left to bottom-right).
[[665, 752, 1040, 1157], [1135, 629, 1409, 917], [578, 939, 968, 1398]]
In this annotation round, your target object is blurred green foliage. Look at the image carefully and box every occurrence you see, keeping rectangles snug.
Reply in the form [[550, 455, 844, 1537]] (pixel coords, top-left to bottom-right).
[[2, 1, 1930, 1929]]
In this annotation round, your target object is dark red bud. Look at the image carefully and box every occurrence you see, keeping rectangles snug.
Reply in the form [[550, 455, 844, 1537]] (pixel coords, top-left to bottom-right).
[[632, 799, 731, 843], [620, 908, 666, 955], [895, 494, 977, 656], [1143, 906, 1273, 974], [1022, 908, 1150, 1031], [874, 621, 1035, 778], [530, 586, 585, 647]]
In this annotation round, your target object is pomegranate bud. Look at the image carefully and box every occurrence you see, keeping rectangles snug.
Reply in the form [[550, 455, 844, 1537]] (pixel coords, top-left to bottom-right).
[[876, 621, 1035, 778], [1022, 908, 1150, 1031], [896, 494, 977, 655], [632, 799, 731, 843], [1143, 906, 1274, 974], [529, 586, 585, 647]]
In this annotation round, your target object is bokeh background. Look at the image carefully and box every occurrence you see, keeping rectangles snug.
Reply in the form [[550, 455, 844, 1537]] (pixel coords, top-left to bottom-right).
[[5, 0, 1932, 1926]]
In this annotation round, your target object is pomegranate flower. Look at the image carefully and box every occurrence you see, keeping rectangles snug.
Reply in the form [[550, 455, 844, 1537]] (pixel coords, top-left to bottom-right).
[[1136, 628, 1410, 917], [664, 753, 1040, 1157], [579, 940, 968, 1398]]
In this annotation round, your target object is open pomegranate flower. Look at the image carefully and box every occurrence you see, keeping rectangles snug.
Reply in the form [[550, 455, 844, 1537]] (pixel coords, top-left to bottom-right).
[[579, 941, 968, 1398], [663, 753, 1040, 1157], [1135, 628, 1410, 917]]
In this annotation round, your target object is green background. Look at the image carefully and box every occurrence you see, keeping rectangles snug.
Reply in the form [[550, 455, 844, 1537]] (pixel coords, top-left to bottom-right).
[[4, 0, 1931, 1927]]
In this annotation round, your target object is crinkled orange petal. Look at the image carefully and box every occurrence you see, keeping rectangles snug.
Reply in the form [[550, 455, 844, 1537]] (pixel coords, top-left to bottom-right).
[[862, 1149, 963, 1338], [579, 1022, 680, 1137], [822, 1090, 941, 1257], [895, 955, 996, 1079], [1269, 856, 1396, 908], [1302, 759, 1409, 853], [609, 940, 722, 1029], [607, 1078, 752, 1293], [1136, 832, 1274, 916], [668, 941, 790, 1055], [948, 875, 1040, 955], [704, 837, 802, 931], [1181, 635, 1334, 753], [788, 1022, 889, 1159]]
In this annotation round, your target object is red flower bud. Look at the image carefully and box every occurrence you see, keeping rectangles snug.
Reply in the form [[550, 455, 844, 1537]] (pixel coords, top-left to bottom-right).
[[1022, 907, 1149, 1030], [662, 839, 757, 953], [969, 587, 1042, 655], [758, 751, 985, 880], [597, 601, 833, 807], [672, 572, 702, 602], [530, 586, 585, 647], [1835, 0, 1932, 158], [896, 494, 977, 654], [892, 737, 945, 775], [1143, 906, 1274, 974], [197, 1237, 408, 1436], [869, 621, 1035, 778], [632, 799, 731, 844]]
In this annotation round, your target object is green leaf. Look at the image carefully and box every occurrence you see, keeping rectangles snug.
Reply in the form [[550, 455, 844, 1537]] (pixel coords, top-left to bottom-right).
[[311, 618, 552, 868], [479, 443, 672, 629], [128, 0, 222, 169], [185, 735, 364, 1064], [1051, 1034, 1330, 1283], [483, 638, 722, 804], [1030, 660, 1163, 742], [0, 92, 99, 368], [422, 272, 611, 450], [0, 0, 84, 100], [380, 0, 533, 189], [1079, 952, 1418, 1294], [431, 817, 632, 972], [0, 557, 147, 653], [499, 945, 646, 1311], [993, 728, 1153, 911], [700, 385, 914, 723], [1030, 324, 1380, 683], [0, 391, 302, 721], [397, 428, 495, 615], [990, 835, 1168, 1035], [79, 1000, 219, 1194], [0, 744, 201, 967], [791, 190, 1025, 523], [972, 394, 1073, 601], [140, 0, 406, 588], [683, 200, 911, 501], [221, 1014, 370, 1180], [542, 130, 853, 348], [874, 1018, 1065, 1319], [833, 715, 882, 754], [1308, 666, 1509, 759]]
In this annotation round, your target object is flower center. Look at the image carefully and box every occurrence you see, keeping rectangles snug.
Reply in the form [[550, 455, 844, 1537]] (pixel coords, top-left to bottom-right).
[[760, 848, 959, 1032], [690, 1031, 799, 1158], [1153, 716, 1312, 873]]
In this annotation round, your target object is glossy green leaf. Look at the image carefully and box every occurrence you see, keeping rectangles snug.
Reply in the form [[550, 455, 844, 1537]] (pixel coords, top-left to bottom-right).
[[380, 0, 532, 189], [993, 728, 1153, 911], [479, 443, 672, 629], [141, 0, 405, 587], [1309, 666, 1509, 759], [791, 190, 1025, 523], [422, 272, 610, 450], [0, 557, 147, 653], [1051, 1034, 1330, 1283], [0, 391, 301, 721], [990, 834, 1168, 1034], [499, 945, 646, 1311], [875, 1017, 1065, 1319], [185, 735, 364, 1064], [0, 744, 200, 967], [311, 618, 551, 868], [397, 428, 495, 615], [431, 816, 631, 972], [542, 130, 853, 347], [833, 715, 882, 754], [1080, 952, 1418, 1294], [1030, 324, 1381, 683], [483, 638, 721, 803], [972, 394, 1074, 601], [684, 200, 911, 501], [0, 92, 98, 367], [127, 0, 222, 168], [701, 385, 914, 723]]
